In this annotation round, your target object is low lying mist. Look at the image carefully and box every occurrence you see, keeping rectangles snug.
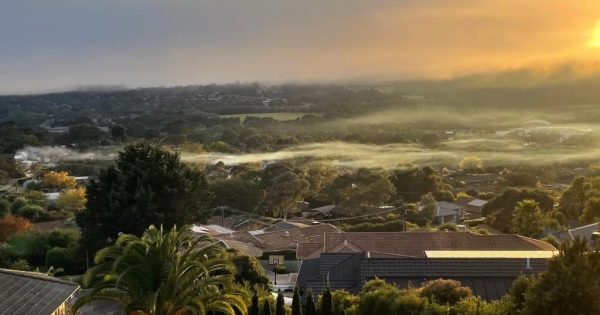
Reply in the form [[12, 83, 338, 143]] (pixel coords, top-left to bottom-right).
[[181, 138, 600, 169]]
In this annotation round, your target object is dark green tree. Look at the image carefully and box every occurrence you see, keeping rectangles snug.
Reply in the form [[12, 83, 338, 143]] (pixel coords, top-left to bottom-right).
[[210, 179, 265, 212], [276, 290, 286, 315], [320, 286, 333, 315], [76, 143, 212, 251], [227, 250, 270, 287], [249, 291, 260, 315], [292, 287, 302, 315], [305, 289, 318, 315], [482, 188, 555, 233], [262, 299, 272, 315], [328, 168, 396, 216], [265, 171, 309, 218], [524, 238, 600, 315]]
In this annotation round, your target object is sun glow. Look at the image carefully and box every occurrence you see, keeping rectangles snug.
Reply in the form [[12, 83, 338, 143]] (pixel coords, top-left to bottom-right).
[[588, 21, 600, 48]]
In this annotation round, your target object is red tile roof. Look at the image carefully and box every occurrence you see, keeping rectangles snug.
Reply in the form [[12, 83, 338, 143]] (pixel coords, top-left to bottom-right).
[[297, 231, 557, 259]]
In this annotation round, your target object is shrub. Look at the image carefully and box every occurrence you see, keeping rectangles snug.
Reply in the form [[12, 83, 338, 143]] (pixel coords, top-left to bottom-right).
[[0, 199, 11, 217], [273, 265, 287, 274], [437, 223, 458, 231], [17, 204, 45, 221], [45, 247, 72, 270], [0, 215, 33, 242], [47, 229, 80, 249], [11, 197, 28, 213], [343, 220, 405, 232], [475, 228, 490, 235], [464, 218, 486, 227], [420, 279, 473, 305]]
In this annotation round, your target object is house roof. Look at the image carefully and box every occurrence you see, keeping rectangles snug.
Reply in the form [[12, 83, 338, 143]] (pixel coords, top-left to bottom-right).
[[307, 204, 336, 214], [296, 253, 549, 301], [297, 231, 557, 259], [191, 224, 235, 236], [553, 222, 600, 243], [468, 199, 488, 207], [0, 268, 79, 315], [219, 240, 263, 257], [263, 221, 310, 233], [436, 201, 461, 217], [216, 224, 341, 252]]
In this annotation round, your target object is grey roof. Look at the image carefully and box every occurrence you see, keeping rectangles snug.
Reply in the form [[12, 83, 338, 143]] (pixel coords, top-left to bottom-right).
[[296, 253, 548, 301], [307, 204, 336, 214], [436, 201, 461, 217], [468, 199, 488, 207], [553, 223, 600, 243], [0, 269, 79, 315]]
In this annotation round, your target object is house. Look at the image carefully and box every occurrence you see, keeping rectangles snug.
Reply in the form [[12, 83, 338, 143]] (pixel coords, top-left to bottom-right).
[[215, 223, 341, 255], [263, 221, 310, 233], [436, 201, 462, 224], [553, 222, 600, 247], [303, 204, 337, 217], [296, 232, 557, 300], [0, 268, 80, 315], [455, 198, 488, 219]]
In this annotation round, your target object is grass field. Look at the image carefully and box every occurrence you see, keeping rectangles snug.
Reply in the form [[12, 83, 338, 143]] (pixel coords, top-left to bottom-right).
[[219, 112, 317, 121]]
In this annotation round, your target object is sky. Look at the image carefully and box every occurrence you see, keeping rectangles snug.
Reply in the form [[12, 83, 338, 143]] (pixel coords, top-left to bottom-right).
[[2, 0, 600, 94]]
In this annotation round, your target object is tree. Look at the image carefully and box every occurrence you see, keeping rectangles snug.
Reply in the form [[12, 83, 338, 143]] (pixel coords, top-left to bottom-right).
[[74, 225, 247, 315], [482, 188, 556, 233], [511, 199, 548, 237], [110, 125, 127, 142], [265, 171, 309, 218], [210, 179, 265, 212], [523, 238, 600, 315], [306, 162, 338, 201], [56, 187, 87, 211], [304, 290, 318, 315], [320, 286, 333, 315], [581, 197, 600, 223], [0, 216, 32, 242], [276, 291, 286, 315], [45, 247, 72, 270], [418, 193, 438, 225], [390, 166, 446, 202], [42, 171, 76, 189], [76, 143, 213, 251], [249, 291, 260, 315], [331, 290, 358, 315], [292, 287, 302, 315], [559, 176, 600, 220], [227, 250, 270, 287], [459, 156, 484, 173], [262, 299, 272, 315], [328, 168, 396, 216], [419, 279, 473, 305]]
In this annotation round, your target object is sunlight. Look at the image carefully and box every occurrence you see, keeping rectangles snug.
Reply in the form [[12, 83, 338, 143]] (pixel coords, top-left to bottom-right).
[[587, 21, 600, 48]]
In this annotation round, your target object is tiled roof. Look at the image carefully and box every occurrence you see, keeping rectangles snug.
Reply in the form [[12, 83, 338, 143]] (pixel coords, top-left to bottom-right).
[[296, 242, 324, 260], [296, 254, 548, 301], [0, 268, 79, 315], [256, 224, 340, 251], [263, 221, 310, 232], [216, 224, 340, 252], [296, 232, 557, 259]]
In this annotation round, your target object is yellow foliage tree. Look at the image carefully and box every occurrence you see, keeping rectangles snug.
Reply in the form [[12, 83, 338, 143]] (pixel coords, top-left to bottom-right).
[[459, 156, 484, 173], [42, 171, 77, 189], [57, 187, 87, 211]]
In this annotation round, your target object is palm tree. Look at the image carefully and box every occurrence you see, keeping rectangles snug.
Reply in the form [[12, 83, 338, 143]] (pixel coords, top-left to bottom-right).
[[74, 225, 247, 315]]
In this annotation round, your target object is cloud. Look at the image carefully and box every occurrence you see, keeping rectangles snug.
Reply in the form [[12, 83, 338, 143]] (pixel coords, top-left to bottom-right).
[[1, 0, 600, 93]]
